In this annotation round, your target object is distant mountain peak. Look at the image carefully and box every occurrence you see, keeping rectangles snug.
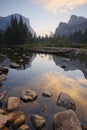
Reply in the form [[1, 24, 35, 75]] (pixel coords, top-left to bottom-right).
[[55, 15, 87, 36], [68, 15, 87, 26], [0, 13, 36, 37]]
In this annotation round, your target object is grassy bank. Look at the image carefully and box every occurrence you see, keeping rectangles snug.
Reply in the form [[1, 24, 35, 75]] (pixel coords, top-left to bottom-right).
[[21, 42, 87, 50]]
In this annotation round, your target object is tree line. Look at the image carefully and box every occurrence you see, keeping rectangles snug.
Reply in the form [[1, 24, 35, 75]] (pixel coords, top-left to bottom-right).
[[0, 15, 33, 45], [44, 29, 87, 47], [0, 15, 87, 47], [34, 29, 87, 46], [68, 29, 87, 43]]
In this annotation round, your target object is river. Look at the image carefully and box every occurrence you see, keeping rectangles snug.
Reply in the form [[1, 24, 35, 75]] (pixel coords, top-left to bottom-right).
[[0, 47, 87, 129]]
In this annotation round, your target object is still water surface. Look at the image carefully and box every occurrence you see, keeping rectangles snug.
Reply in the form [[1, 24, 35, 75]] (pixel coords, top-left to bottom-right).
[[0, 48, 87, 129]]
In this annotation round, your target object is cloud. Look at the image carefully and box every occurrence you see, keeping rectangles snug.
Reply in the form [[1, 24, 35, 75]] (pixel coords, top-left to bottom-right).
[[33, 0, 87, 13]]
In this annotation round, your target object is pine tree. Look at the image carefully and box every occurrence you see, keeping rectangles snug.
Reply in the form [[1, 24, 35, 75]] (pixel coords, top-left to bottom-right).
[[5, 15, 33, 45], [0, 29, 4, 44]]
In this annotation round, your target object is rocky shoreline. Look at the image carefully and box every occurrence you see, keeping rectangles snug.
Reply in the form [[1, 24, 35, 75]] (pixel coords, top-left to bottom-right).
[[25, 47, 87, 56]]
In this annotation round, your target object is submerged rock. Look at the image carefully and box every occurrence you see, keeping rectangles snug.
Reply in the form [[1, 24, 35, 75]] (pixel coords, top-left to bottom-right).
[[0, 109, 5, 114], [19, 124, 30, 130], [7, 111, 24, 122], [7, 97, 20, 111], [13, 114, 26, 128], [10, 62, 20, 68], [56, 92, 76, 110], [0, 114, 8, 129], [53, 110, 82, 130], [42, 105, 48, 113], [20, 89, 38, 102], [30, 114, 46, 129], [42, 91, 52, 97], [0, 76, 7, 82], [0, 91, 7, 101]]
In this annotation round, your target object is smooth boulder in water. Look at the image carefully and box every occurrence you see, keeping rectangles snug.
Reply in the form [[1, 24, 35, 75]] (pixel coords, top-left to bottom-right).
[[56, 92, 76, 110], [7, 97, 20, 111], [53, 110, 82, 130], [30, 114, 46, 129], [20, 89, 38, 102]]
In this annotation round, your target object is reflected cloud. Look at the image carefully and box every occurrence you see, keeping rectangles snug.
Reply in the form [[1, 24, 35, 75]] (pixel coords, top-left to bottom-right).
[[42, 71, 87, 120]]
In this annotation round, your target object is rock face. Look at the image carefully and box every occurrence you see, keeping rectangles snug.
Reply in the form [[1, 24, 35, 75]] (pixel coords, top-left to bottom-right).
[[19, 124, 30, 130], [7, 97, 20, 111], [30, 114, 46, 129], [55, 15, 87, 36], [56, 92, 76, 110], [20, 89, 38, 102], [0, 13, 36, 37], [53, 110, 82, 130], [0, 76, 7, 82], [10, 62, 20, 68], [42, 91, 52, 97], [0, 114, 8, 129]]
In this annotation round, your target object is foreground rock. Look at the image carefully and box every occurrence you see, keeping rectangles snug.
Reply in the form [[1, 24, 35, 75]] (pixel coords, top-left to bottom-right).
[[0, 66, 9, 73], [53, 110, 82, 130], [56, 92, 76, 110], [13, 114, 26, 128], [19, 124, 30, 130], [7, 97, 20, 111], [0, 76, 7, 82], [30, 114, 46, 129], [20, 89, 38, 102], [10, 62, 20, 68], [7, 111, 24, 122], [0, 91, 7, 101], [42, 91, 52, 97], [0, 114, 8, 129]]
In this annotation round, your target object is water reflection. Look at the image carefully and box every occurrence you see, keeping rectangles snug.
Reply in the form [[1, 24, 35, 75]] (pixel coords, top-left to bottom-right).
[[53, 54, 87, 79], [0, 48, 87, 129], [0, 47, 36, 70]]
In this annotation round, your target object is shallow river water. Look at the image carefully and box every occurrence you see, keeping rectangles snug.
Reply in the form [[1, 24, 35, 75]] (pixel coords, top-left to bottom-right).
[[0, 47, 87, 129]]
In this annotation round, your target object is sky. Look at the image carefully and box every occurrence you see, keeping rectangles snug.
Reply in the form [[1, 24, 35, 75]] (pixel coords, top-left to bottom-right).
[[0, 0, 87, 36]]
